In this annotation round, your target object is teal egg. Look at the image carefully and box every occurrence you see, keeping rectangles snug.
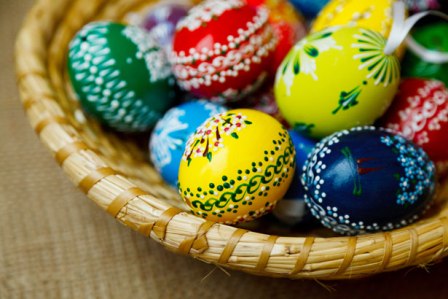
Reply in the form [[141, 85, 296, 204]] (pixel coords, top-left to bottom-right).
[[68, 22, 177, 132]]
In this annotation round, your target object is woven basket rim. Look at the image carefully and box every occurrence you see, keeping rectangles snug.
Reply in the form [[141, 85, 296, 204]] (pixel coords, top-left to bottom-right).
[[15, 0, 448, 280]]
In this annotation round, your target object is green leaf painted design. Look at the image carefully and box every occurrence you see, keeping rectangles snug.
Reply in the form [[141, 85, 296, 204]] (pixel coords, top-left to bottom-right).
[[341, 146, 362, 196], [352, 29, 400, 87], [332, 85, 363, 114], [231, 132, 239, 139], [293, 122, 315, 136]]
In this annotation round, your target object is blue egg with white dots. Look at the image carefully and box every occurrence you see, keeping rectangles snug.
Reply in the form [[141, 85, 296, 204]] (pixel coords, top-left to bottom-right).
[[302, 126, 436, 235], [150, 100, 227, 186], [289, 0, 329, 18], [273, 130, 316, 226]]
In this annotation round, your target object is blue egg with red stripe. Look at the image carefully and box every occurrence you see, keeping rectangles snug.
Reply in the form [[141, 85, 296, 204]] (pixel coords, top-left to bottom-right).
[[273, 130, 316, 225], [302, 126, 436, 235]]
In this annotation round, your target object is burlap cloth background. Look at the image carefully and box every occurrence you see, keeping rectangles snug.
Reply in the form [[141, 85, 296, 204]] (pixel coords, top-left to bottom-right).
[[2, 1, 448, 298]]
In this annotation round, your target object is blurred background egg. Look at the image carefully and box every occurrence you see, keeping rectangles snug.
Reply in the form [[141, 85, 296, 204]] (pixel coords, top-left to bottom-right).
[[289, 0, 329, 19], [312, 0, 396, 37], [141, 4, 189, 55], [150, 100, 227, 187], [302, 127, 436, 235], [402, 22, 448, 86], [275, 26, 400, 139], [380, 78, 448, 177], [178, 109, 296, 224], [244, 0, 308, 74], [68, 22, 176, 132], [273, 130, 315, 226]]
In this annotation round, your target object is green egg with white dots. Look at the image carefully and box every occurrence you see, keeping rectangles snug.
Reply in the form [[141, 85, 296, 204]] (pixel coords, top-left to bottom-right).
[[68, 21, 177, 132]]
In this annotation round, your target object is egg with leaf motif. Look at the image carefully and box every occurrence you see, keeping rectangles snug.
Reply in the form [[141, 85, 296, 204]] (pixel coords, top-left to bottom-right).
[[150, 100, 227, 187], [178, 109, 296, 224], [275, 26, 400, 138], [302, 126, 436, 235], [68, 22, 177, 132]]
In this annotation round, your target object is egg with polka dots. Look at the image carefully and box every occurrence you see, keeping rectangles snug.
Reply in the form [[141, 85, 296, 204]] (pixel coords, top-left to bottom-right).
[[178, 109, 296, 224], [302, 127, 436, 235], [68, 22, 177, 132]]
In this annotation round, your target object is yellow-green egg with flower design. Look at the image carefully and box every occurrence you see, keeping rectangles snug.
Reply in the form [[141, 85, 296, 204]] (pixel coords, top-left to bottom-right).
[[178, 109, 296, 224], [274, 26, 400, 138]]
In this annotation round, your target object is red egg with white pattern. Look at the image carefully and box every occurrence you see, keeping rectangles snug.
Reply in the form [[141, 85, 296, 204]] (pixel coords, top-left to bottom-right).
[[171, 0, 277, 102], [381, 78, 448, 176], [244, 0, 307, 75]]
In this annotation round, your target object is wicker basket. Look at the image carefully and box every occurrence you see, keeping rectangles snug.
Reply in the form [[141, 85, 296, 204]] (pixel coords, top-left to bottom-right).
[[15, 0, 448, 280]]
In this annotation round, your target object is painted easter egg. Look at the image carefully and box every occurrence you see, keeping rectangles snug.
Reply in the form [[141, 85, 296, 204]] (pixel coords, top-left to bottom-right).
[[68, 22, 176, 132], [171, 0, 277, 102], [150, 101, 228, 187], [302, 127, 436, 235], [402, 23, 448, 86], [312, 0, 395, 37], [273, 130, 315, 225], [141, 4, 189, 54], [381, 78, 448, 176], [275, 26, 400, 138], [178, 109, 296, 224], [289, 0, 329, 18], [244, 0, 307, 74]]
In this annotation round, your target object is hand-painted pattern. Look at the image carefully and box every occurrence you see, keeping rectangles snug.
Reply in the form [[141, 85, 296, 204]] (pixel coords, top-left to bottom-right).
[[183, 112, 253, 165], [179, 130, 295, 224], [278, 28, 342, 96], [380, 134, 436, 205], [352, 29, 400, 87]]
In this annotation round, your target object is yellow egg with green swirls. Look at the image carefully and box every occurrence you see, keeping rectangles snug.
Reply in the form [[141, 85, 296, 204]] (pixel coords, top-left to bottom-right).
[[274, 26, 400, 139], [178, 109, 296, 224]]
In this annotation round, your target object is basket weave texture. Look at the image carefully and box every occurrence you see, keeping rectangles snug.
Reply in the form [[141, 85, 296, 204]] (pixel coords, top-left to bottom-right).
[[15, 0, 448, 280]]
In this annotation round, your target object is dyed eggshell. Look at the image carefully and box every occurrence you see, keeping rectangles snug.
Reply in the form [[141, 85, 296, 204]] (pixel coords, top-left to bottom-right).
[[141, 4, 189, 54], [178, 109, 296, 224], [275, 26, 400, 138], [150, 101, 227, 186], [273, 130, 315, 225], [303, 127, 436, 235], [244, 0, 307, 74], [402, 23, 448, 86], [312, 0, 394, 37], [68, 22, 176, 132], [381, 78, 448, 176], [289, 0, 329, 18], [171, 0, 277, 102]]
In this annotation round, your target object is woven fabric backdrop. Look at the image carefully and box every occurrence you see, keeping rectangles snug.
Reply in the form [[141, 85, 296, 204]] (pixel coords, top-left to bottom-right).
[[2, 0, 448, 298]]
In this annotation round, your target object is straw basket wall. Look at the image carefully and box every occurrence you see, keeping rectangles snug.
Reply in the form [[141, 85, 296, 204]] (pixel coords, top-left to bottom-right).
[[15, 0, 448, 280]]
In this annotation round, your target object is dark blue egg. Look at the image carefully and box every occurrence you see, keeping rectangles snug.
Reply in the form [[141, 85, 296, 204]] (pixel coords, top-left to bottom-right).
[[273, 130, 316, 225], [302, 126, 436, 235], [289, 0, 329, 18], [150, 100, 227, 186]]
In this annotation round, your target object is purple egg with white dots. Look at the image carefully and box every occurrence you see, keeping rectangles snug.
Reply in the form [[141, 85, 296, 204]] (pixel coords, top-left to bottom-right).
[[302, 126, 437, 235], [273, 130, 316, 226]]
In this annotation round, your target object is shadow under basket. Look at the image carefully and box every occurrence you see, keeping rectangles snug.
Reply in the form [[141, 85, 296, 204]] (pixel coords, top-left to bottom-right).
[[15, 0, 448, 280]]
